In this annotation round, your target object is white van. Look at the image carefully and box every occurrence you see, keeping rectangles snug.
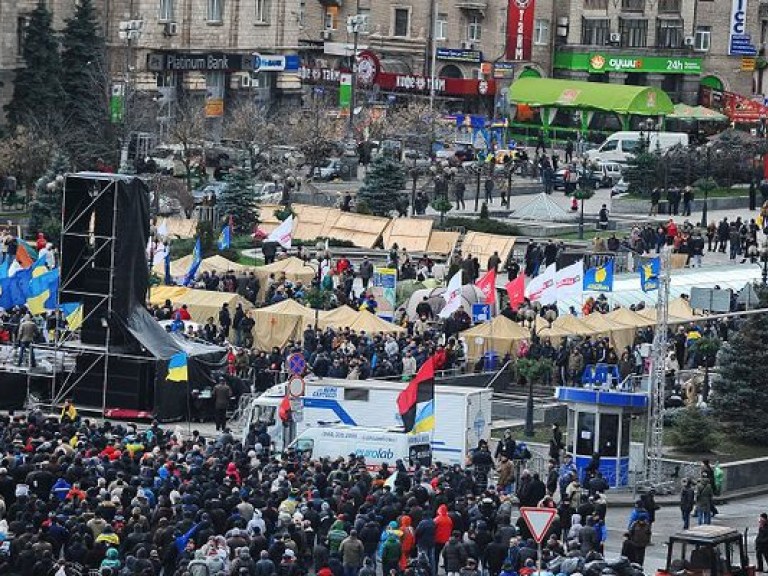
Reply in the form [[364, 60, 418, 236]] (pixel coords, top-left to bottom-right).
[[586, 131, 688, 164], [290, 426, 433, 469]]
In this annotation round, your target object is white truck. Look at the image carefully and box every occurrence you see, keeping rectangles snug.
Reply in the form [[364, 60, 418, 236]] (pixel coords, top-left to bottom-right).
[[241, 377, 493, 466], [290, 426, 433, 470], [586, 131, 689, 164]]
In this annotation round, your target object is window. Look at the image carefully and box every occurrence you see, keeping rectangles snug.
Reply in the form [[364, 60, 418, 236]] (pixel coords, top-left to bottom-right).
[[344, 389, 369, 401], [298, 0, 305, 28], [694, 25, 711, 51], [581, 18, 610, 45], [357, 8, 370, 34], [435, 12, 448, 40], [159, 0, 174, 21], [621, 0, 645, 11], [658, 0, 681, 13], [255, 0, 269, 23], [534, 18, 550, 45], [619, 18, 648, 47], [324, 6, 337, 30], [467, 14, 482, 42], [207, 0, 223, 22], [393, 8, 410, 37], [656, 18, 683, 48], [16, 16, 28, 55], [584, 0, 608, 8]]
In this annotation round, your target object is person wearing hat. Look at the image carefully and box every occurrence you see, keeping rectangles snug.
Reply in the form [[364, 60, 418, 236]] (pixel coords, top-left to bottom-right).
[[16, 313, 37, 368], [212, 377, 232, 431]]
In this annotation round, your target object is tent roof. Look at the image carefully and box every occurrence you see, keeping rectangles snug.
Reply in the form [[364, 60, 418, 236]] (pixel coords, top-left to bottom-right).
[[258, 256, 318, 275], [604, 306, 657, 328], [157, 217, 199, 239], [512, 193, 574, 222], [550, 314, 595, 336], [462, 232, 515, 270], [317, 305, 361, 330], [669, 103, 728, 122], [149, 285, 253, 324], [383, 218, 434, 252], [581, 312, 631, 332], [169, 254, 255, 277], [462, 315, 530, 340], [509, 78, 675, 116], [348, 311, 406, 334], [427, 230, 460, 255]]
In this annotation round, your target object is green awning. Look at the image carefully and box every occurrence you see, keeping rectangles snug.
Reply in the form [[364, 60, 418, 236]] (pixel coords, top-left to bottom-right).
[[700, 75, 724, 90], [508, 77, 675, 116], [668, 103, 728, 122], [518, 67, 541, 79]]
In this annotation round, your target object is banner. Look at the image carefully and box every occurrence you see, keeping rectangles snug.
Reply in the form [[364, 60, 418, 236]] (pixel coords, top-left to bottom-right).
[[555, 261, 583, 301], [339, 73, 352, 110], [267, 215, 293, 249], [525, 263, 556, 305], [506, 275, 525, 310], [372, 267, 398, 321], [506, 0, 536, 61], [475, 269, 497, 305], [439, 271, 463, 318], [583, 260, 614, 293], [640, 257, 661, 292]]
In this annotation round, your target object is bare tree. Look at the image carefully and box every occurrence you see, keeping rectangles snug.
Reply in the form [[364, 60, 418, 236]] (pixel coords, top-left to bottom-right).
[[224, 100, 280, 171], [167, 100, 207, 193], [151, 174, 195, 218], [0, 125, 55, 197], [367, 102, 445, 155], [283, 99, 342, 176]]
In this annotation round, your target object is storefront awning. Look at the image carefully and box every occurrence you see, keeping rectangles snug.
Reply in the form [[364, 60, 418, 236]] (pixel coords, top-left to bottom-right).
[[508, 77, 674, 116]]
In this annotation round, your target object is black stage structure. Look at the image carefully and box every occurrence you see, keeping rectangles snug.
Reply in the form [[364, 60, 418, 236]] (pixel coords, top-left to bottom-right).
[[13, 173, 224, 420]]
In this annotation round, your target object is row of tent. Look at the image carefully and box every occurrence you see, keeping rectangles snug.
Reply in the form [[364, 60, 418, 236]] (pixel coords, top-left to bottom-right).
[[463, 297, 697, 360]]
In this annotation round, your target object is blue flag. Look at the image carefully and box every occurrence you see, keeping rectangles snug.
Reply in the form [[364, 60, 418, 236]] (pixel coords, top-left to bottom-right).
[[639, 257, 661, 292], [583, 259, 614, 292], [164, 249, 172, 286], [183, 238, 202, 287], [27, 268, 58, 315], [217, 222, 231, 250]]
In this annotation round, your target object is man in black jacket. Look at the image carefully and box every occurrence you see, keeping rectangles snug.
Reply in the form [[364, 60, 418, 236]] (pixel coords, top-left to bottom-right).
[[494, 430, 516, 462]]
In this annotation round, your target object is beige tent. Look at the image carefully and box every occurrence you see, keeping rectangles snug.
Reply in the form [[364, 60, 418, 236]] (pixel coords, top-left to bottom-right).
[[253, 257, 318, 303], [292, 205, 338, 241], [461, 232, 515, 269], [347, 311, 406, 334], [169, 254, 256, 278], [551, 314, 595, 336], [582, 313, 636, 353], [249, 299, 318, 350], [327, 213, 390, 248], [317, 305, 361, 330], [605, 307, 657, 328], [257, 204, 282, 235], [669, 297, 698, 320], [462, 316, 530, 359], [157, 217, 198, 239], [382, 218, 434, 252], [427, 230, 460, 255], [149, 285, 253, 324]]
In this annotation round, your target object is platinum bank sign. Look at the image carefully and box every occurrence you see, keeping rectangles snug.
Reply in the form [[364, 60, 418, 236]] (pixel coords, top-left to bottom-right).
[[147, 52, 246, 72]]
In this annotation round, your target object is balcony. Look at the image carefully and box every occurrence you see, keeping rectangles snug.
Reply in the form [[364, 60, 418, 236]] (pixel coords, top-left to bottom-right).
[[584, 0, 608, 8], [455, 0, 487, 11], [621, 0, 645, 12], [658, 0, 681, 13]]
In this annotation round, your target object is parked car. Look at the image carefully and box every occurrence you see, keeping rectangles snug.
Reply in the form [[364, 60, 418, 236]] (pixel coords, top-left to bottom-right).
[[611, 177, 629, 197], [313, 158, 342, 180], [192, 181, 228, 204], [403, 149, 432, 169], [553, 167, 602, 191]]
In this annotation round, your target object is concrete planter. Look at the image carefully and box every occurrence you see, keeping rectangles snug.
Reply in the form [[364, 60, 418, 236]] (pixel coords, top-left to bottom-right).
[[612, 195, 751, 215]]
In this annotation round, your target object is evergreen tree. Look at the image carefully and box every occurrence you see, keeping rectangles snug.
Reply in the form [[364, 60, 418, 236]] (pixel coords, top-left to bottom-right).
[[5, 3, 65, 127], [624, 150, 661, 195], [356, 156, 406, 217], [712, 287, 768, 444], [29, 152, 71, 240], [220, 168, 260, 235], [60, 0, 112, 166], [669, 406, 720, 453]]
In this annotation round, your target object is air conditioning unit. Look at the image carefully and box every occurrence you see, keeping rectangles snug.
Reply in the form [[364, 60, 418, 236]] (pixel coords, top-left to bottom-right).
[[684, 35, 695, 47], [240, 73, 252, 88], [609, 32, 621, 44], [165, 21, 178, 35], [461, 40, 476, 49], [321, 29, 333, 40]]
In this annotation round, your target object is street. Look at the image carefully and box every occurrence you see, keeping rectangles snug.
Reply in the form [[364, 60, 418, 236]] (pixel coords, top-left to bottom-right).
[[601, 493, 765, 571]]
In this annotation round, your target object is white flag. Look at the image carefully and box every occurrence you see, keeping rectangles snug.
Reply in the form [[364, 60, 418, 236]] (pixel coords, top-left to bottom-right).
[[157, 219, 169, 237], [152, 242, 167, 267], [267, 215, 293, 249], [555, 261, 584, 300], [525, 263, 557, 305], [439, 270, 464, 318]]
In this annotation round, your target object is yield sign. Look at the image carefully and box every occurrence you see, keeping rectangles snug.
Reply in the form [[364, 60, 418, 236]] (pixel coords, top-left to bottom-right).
[[520, 507, 557, 543]]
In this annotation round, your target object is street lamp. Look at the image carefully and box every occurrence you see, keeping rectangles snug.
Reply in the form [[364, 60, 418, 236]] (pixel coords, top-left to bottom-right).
[[761, 238, 768, 285], [697, 142, 714, 229], [523, 308, 537, 437], [117, 19, 144, 173]]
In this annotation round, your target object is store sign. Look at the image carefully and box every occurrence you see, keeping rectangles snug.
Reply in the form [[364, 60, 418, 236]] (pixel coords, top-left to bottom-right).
[[298, 66, 343, 83], [376, 72, 495, 96], [252, 53, 300, 72], [729, 0, 756, 55], [556, 52, 702, 74], [505, 0, 536, 61], [436, 47, 483, 63], [147, 52, 245, 71]]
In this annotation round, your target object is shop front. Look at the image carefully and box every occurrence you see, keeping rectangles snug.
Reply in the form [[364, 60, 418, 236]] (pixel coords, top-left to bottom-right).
[[553, 50, 704, 105]]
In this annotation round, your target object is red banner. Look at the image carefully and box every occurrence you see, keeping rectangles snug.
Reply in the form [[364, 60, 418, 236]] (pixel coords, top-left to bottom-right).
[[375, 72, 495, 97], [700, 85, 768, 123], [506, 0, 536, 61]]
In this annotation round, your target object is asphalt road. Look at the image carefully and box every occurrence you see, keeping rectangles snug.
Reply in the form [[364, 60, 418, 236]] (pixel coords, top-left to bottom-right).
[[600, 492, 766, 572]]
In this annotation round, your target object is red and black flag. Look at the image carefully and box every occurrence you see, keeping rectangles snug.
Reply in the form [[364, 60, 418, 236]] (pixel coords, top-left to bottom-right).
[[397, 356, 436, 433]]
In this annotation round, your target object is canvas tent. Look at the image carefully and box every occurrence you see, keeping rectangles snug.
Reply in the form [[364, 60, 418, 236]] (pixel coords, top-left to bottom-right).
[[317, 305, 361, 330], [347, 310, 406, 334], [462, 232, 515, 270], [156, 217, 199, 239], [383, 218, 434, 252], [169, 255, 256, 278], [148, 285, 254, 324], [256, 204, 282, 235], [581, 313, 635, 353], [327, 213, 390, 248], [604, 307, 657, 328], [427, 230, 460, 255], [252, 257, 318, 303], [250, 299, 318, 350], [292, 204, 338, 242], [462, 316, 530, 359]]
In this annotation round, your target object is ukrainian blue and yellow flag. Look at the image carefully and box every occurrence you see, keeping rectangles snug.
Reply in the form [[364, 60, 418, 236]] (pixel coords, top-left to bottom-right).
[[167, 352, 189, 382], [60, 302, 83, 331], [183, 238, 202, 287], [640, 257, 661, 292], [26, 267, 58, 315], [412, 400, 435, 434], [217, 218, 231, 250], [583, 259, 614, 292]]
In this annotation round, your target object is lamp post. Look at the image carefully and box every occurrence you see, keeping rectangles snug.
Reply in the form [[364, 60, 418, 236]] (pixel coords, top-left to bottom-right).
[[761, 239, 768, 285], [474, 157, 483, 212], [117, 19, 144, 173], [523, 308, 537, 437]]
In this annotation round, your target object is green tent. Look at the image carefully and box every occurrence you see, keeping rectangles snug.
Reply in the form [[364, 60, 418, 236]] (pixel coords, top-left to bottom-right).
[[508, 78, 674, 116]]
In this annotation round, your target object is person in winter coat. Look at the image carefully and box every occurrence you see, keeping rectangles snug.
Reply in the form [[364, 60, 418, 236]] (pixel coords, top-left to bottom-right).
[[434, 503, 453, 561], [415, 514, 436, 571], [255, 550, 276, 576], [100, 547, 121, 571], [496, 457, 514, 494], [680, 479, 695, 530], [231, 546, 258, 575], [696, 478, 714, 525], [360, 517, 381, 568], [339, 529, 366, 576], [442, 531, 467, 576], [756, 513, 768, 572], [381, 533, 402, 576], [628, 518, 651, 566], [578, 516, 599, 556], [399, 516, 416, 570], [328, 520, 349, 553]]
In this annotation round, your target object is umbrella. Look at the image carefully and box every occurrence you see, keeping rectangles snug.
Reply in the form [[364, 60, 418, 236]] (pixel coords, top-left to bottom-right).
[[668, 104, 727, 122]]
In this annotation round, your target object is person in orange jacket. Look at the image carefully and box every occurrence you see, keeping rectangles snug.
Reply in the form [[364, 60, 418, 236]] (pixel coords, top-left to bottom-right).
[[399, 515, 416, 570], [434, 504, 453, 566]]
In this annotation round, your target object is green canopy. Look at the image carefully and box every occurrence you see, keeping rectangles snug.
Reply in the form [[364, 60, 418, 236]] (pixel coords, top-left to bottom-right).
[[508, 77, 674, 116], [669, 103, 727, 122]]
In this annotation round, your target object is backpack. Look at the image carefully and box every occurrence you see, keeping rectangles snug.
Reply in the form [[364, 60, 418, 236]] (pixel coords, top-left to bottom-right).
[[188, 559, 211, 576]]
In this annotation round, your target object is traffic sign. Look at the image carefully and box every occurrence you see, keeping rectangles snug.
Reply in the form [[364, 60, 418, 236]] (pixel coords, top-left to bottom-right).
[[288, 376, 305, 398], [287, 353, 306, 375], [520, 507, 557, 543], [289, 397, 303, 422]]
